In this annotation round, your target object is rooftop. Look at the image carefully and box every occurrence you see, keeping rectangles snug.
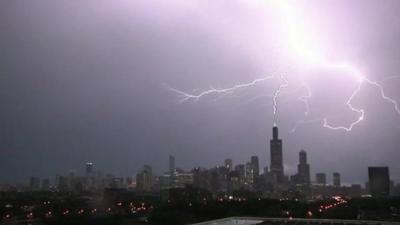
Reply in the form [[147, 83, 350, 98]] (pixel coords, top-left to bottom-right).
[[189, 217, 400, 225]]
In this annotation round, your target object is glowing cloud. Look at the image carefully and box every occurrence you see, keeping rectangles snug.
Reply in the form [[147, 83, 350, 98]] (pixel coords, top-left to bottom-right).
[[168, 0, 400, 132]]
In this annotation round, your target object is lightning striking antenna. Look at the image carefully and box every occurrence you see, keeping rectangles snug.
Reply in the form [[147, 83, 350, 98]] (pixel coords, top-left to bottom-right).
[[272, 74, 289, 125], [167, 72, 291, 126]]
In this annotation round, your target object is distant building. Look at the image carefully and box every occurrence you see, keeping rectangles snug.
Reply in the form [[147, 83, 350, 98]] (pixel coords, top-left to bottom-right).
[[234, 164, 245, 182], [29, 177, 41, 191], [110, 177, 125, 189], [192, 167, 211, 191], [333, 172, 341, 187], [245, 162, 255, 187], [270, 126, 284, 183], [316, 173, 326, 186], [136, 165, 153, 191], [227, 170, 242, 191], [263, 166, 269, 175], [162, 172, 194, 190], [393, 183, 400, 196], [297, 150, 310, 184], [350, 184, 362, 198], [224, 159, 233, 171], [251, 156, 259, 177], [175, 173, 194, 187], [86, 162, 94, 175], [368, 167, 390, 197], [57, 175, 69, 191], [41, 179, 50, 190]]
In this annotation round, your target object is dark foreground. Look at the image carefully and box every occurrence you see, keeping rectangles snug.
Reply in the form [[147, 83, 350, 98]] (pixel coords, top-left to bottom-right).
[[1, 188, 400, 225]]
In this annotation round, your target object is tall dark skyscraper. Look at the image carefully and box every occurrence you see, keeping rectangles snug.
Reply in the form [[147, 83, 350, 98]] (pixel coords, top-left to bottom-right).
[[297, 150, 310, 184], [368, 167, 390, 197], [270, 126, 284, 183]]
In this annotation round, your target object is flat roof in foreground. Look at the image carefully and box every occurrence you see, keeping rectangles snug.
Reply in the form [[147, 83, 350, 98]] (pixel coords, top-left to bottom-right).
[[190, 217, 400, 225]]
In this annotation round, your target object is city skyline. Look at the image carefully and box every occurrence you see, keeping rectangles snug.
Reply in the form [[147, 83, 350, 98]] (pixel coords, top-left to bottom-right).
[[0, 121, 398, 185], [10, 125, 395, 190]]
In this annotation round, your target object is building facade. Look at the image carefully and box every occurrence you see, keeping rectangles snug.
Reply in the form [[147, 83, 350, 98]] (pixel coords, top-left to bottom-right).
[[270, 126, 284, 183], [297, 150, 310, 184], [368, 167, 390, 197]]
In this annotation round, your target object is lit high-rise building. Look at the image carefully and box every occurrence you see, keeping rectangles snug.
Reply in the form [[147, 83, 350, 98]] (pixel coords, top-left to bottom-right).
[[368, 167, 390, 197], [333, 172, 341, 187], [297, 150, 310, 184], [234, 164, 246, 184], [224, 158, 233, 171], [245, 162, 255, 186], [270, 126, 284, 183]]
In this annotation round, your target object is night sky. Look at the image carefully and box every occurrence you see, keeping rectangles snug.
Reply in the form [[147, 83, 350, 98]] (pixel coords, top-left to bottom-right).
[[1, 0, 400, 185]]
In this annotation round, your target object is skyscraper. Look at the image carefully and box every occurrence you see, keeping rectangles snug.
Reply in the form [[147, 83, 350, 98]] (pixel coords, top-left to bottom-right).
[[297, 150, 310, 184], [270, 126, 284, 183], [245, 162, 255, 186], [333, 172, 341, 187], [136, 165, 153, 191], [316, 173, 326, 186], [234, 164, 246, 185], [224, 158, 233, 171], [368, 167, 390, 197], [251, 156, 259, 177]]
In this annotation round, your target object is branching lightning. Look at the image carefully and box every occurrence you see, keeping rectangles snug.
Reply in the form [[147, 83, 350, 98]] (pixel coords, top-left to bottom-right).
[[364, 79, 400, 115], [167, 75, 275, 103], [292, 62, 400, 131], [167, 1, 400, 133], [322, 79, 364, 132], [276, 0, 400, 132]]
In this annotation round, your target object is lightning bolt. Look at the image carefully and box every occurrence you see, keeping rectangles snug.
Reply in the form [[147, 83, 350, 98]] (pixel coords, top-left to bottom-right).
[[272, 74, 289, 125], [364, 78, 400, 114], [168, 72, 291, 126], [292, 65, 400, 132], [167, 1, 400, 133], [167, 75, 275, 103], [322, 79, 364, 132], [297, 80, 312, 116]]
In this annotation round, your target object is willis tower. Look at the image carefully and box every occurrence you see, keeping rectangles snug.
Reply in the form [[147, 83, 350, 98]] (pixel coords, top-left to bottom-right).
[[270, 126, 284, 183]]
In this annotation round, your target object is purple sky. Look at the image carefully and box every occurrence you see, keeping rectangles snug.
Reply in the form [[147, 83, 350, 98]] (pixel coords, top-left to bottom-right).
[[0, 0, 400, 185]]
